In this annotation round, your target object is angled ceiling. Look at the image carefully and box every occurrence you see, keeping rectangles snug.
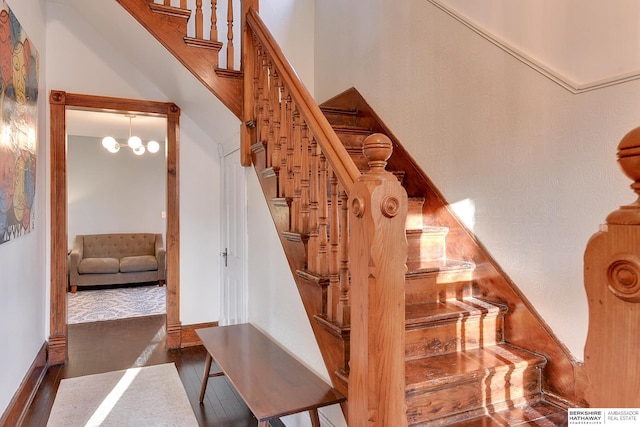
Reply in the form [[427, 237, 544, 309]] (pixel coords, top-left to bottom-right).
[[49, 0, 240, 144]]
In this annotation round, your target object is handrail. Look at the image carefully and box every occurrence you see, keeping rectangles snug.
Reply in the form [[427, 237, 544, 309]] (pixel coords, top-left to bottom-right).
[[245, 7, 361, 192]]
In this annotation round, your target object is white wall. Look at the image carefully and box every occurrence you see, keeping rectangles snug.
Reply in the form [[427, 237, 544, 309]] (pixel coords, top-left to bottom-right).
[[46, 2, 226, 326], [67, 135, 166, 247], [433, 0, 640, 88], [314, 0, 636, 360], [0, 0, 48, 417]]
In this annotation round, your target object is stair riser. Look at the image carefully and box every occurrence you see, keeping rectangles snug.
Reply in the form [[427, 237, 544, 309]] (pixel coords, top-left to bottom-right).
[[406, 316, 504, 359], [406, 366, 543, 424], [405, 271, 473, 305], [407, 232, 447, 264]]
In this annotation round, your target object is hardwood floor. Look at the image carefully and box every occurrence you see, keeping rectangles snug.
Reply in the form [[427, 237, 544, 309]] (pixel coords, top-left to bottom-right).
[[22, 315, 283, 427]]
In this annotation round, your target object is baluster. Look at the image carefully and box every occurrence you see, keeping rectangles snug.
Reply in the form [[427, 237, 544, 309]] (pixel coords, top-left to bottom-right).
[[164, 0, 171, 6], [307, 138, 320, 272], [266, 65, 279, 169], [251, 38, 260, 122], [273, 86, 287, 197], [300, 123, 311, 235], [337, 189, 350, 326], [180, 0, 186, 8], [291, 111, 303, 232], [257, 51, 268, 146], [195, 0, 203, 39], [210, 0, 218, 42], [226, 0, 234, 69], [327, 169, 340, 322], [318, 153, 329, 276], [281, 95, 293, 199]]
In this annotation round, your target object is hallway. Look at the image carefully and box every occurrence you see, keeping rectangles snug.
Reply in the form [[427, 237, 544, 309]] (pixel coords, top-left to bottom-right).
[[23, 316, 273, 426]]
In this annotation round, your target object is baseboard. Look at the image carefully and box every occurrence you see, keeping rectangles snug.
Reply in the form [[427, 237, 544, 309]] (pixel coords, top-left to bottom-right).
[[0, 342, 48, 427], [181, 321, 218, 348]]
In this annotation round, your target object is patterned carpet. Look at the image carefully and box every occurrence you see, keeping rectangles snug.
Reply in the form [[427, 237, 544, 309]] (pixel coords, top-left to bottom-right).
[[68, 285, 166, 324]]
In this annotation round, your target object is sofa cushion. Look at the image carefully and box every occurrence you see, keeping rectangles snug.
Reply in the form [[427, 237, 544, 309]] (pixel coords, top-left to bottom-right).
[[120, 255, 158, 273], [78, 257, 120, 274], [83, 234, 157, 259]]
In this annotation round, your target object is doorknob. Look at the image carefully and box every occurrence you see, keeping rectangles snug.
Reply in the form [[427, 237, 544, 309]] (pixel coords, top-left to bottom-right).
[[221, 248, 228, 267]]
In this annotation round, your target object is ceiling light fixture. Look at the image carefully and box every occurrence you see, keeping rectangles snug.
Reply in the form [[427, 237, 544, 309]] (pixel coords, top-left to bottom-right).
[[101, 114, 160, 155]]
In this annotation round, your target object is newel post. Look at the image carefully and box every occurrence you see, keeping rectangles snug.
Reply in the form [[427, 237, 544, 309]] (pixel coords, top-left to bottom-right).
[[583, 127, 640, 407], [348, 134, 408, 426]]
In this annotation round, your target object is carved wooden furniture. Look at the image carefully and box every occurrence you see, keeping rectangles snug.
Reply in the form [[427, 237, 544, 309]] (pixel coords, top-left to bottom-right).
[[196, 324, 345, 427]]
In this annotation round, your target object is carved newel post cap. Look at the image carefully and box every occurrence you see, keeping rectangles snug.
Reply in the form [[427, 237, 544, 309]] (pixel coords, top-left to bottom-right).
[[362, 133, 393, 174], [607, 126, 640, 224]]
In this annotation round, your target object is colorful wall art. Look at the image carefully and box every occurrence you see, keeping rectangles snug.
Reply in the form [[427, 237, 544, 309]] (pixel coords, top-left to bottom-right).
[[0, 0, 38, 245]]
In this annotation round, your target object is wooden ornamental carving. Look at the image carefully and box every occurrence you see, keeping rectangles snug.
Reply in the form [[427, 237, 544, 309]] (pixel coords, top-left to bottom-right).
[[583, 126, 640, 407]]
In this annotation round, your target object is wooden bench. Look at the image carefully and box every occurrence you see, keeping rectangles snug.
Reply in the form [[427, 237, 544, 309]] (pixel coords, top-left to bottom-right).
[[197, 323, 346, 427]]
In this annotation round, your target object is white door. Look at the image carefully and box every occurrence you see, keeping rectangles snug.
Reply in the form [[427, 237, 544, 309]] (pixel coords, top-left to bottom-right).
[[220, 148, 248, 325]]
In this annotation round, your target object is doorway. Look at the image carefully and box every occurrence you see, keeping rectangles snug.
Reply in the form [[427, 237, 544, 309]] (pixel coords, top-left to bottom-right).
[[49, 91, 182, 364], [220, 148, 248, 325]]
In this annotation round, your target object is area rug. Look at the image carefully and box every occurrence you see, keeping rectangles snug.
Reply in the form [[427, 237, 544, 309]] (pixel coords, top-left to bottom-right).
[[47, 363, 198, 427], [68, 285, 166, 324]]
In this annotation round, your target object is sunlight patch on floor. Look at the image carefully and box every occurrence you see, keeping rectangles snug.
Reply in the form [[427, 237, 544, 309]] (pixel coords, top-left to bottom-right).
[[84, 367, 142, 426]]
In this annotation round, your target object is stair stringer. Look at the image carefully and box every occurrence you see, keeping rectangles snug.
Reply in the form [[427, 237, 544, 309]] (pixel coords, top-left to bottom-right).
[[319, 87, 587, 408], [115, 0, 243, 118]]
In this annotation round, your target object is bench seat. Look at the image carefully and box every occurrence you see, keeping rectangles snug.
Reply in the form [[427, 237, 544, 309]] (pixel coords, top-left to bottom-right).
[[197, 324, 346, 426]]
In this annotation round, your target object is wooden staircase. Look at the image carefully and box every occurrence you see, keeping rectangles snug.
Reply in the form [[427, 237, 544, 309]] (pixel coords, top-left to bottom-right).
[[317, 96, 568, 426], [113, 1, 579, 424]]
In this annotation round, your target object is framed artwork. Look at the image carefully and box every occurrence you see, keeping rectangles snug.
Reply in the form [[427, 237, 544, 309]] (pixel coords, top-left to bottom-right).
[[0, 0, 38, 245]]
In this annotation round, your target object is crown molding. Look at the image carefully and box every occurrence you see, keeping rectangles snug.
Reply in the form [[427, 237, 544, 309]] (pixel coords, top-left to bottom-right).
[[427, 0, 640, 94]]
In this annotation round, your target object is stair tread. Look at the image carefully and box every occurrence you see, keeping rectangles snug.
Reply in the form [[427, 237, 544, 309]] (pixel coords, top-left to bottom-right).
[[446, 400, 567, 426], [406, 259, 475, 274], [406, 343, 546, 392], [406, 297, 507, 326]]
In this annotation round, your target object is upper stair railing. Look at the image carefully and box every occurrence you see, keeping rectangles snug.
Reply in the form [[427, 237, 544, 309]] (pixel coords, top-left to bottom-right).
[[152, 0, 238, 70]]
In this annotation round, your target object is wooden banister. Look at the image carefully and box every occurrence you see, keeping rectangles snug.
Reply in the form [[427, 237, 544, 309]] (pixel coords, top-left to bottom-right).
[[243, 7, 410, 422], [244, 7, 360, 191], [583, 126, 640, 407]]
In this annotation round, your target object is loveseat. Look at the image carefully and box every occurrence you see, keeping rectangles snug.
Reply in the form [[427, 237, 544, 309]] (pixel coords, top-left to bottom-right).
[[69, 233, 166, 293]]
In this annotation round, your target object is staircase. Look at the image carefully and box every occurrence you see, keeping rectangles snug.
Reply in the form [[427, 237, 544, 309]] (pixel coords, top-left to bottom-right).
[[114, 0, 574, 424], [317, 95, 567, 426]]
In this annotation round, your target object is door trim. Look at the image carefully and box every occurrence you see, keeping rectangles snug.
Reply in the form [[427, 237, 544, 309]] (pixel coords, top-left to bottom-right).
[[48, 91, 182, 364]]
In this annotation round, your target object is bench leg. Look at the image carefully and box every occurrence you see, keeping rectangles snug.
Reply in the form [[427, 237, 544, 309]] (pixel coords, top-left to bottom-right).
[[309, 408, 321, 427], [199, 353, 213, 403]]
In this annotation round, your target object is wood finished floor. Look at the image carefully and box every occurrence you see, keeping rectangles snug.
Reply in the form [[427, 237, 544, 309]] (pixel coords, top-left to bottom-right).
[[22, 315, 283, 427]]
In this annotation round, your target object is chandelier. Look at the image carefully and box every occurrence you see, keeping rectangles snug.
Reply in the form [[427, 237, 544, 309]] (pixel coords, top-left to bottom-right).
[[101, 114, 160, 155]]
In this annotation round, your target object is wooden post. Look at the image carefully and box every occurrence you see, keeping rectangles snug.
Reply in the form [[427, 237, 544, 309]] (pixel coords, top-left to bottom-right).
[[348, 134, 408, 426], [49, 91, 68, 365], [166, 103, 182, 349], [584, 126, 640, 407]]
